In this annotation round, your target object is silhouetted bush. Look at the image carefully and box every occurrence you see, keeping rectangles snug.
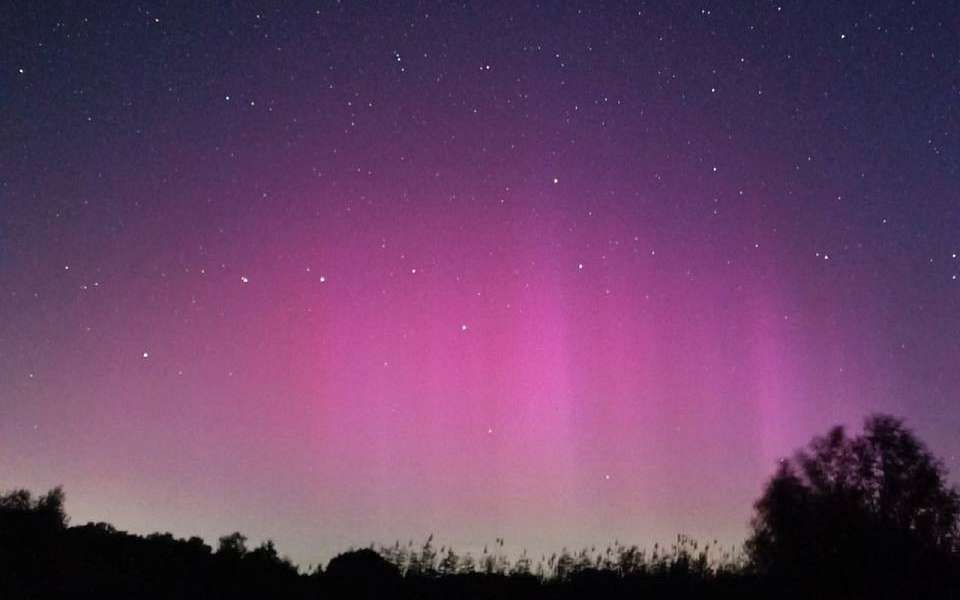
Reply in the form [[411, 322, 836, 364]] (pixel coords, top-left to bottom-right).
[[325, 548, 401, 599]]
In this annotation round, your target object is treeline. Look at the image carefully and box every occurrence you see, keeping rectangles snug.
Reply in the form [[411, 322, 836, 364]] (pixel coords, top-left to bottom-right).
[[3, 414, 959, 598], [0, 491, 756, 600]]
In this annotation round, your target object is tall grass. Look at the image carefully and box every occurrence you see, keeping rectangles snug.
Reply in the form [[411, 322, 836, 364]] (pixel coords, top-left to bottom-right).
[[366, 533, 746, 581]]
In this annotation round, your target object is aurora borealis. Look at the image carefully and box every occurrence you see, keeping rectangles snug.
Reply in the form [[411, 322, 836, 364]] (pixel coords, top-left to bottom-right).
[[2, 1, 959, 566]]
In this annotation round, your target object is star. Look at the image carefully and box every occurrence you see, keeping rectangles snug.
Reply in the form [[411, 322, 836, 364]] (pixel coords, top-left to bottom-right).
[[461, 323, 468, 332], [142, 352, 150, 359]]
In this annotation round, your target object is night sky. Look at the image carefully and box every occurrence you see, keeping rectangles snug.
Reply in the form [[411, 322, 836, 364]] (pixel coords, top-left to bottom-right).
[[2, 1, 959, 566]]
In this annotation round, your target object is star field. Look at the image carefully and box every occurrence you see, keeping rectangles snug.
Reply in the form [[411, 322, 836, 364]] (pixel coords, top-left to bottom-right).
[[1, 1, 959, 566]]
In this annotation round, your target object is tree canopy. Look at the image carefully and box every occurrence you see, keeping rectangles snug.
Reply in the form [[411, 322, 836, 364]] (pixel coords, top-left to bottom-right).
[[747, 414, 960, 594]]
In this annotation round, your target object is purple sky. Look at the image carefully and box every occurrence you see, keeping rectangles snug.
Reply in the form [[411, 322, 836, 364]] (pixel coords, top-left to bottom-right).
[[2, 1, 959, 566]]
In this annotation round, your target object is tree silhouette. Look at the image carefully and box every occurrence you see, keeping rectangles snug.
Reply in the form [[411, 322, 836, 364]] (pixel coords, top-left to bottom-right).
[[216, 531, 249, 558], [747, 414, 960, 595], [0, 486, 68, 597]]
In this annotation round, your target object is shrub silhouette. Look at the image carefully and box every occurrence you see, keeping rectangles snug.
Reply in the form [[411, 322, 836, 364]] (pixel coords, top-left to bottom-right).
[[747, 414, 960, 596], [325, 548, 401, 598]]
